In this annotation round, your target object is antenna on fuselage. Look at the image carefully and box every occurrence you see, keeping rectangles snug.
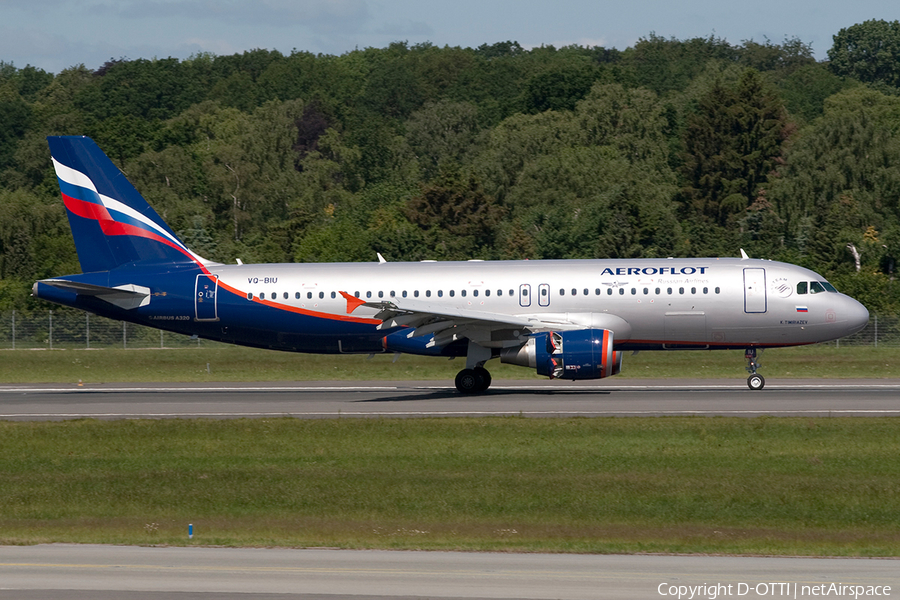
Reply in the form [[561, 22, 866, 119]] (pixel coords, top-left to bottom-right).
[[377, 252, 387, 263], [740, 249, 750, 260]]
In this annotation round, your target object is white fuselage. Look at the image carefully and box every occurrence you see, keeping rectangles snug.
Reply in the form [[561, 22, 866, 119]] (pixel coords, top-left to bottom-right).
[[206, 257, 869, 350]]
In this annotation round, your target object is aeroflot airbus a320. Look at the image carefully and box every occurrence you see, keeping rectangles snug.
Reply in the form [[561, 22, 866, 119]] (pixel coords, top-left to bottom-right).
[[33, 136, 870, 392]]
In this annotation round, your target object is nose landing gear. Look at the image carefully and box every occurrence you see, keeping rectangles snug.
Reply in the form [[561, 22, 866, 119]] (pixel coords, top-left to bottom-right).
[[745, 348, 765, 390]]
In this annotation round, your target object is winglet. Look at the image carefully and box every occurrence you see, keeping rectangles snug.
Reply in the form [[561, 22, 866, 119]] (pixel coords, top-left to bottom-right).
[[740, 248, 750, 260], [339, 290, 367, 314]]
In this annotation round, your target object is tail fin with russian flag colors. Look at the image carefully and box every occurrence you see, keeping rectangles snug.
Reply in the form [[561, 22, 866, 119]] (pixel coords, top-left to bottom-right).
[[48, 136, 208, 273]]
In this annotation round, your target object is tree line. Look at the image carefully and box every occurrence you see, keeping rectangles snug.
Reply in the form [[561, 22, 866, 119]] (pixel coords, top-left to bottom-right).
[[2, 20, 900, 313]]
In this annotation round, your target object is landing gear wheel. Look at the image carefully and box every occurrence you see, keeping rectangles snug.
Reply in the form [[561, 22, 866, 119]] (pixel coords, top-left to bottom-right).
[[473, 367, 492, 392], [455, 369, 481, 394], [747, 373, 765, 391], [744, 348, 764, 391], [455, 367, 492, 394]]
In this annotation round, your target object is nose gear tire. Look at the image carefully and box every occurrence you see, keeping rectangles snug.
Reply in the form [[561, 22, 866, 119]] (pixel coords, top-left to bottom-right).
[[747, 374, 765, 390]]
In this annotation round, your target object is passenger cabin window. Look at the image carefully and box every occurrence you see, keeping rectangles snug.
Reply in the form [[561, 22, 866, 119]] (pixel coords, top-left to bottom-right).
[[319, 292, 324, 299]]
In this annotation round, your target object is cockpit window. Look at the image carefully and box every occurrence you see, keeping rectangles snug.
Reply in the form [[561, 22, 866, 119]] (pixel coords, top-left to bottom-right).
[[798, 281, 837, 295]]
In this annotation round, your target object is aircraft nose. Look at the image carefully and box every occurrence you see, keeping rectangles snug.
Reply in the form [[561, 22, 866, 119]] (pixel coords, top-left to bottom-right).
[[843, 296, 870, 336]]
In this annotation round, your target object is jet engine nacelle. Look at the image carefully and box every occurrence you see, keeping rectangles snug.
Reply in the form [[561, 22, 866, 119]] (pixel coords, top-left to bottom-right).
[[500, 328, 623, 380]]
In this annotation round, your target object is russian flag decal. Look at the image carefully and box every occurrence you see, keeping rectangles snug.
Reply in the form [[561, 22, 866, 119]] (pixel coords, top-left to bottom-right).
[[796, 306, 808, 313]]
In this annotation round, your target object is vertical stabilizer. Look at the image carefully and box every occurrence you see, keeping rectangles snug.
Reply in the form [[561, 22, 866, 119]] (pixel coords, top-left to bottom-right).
[[48, 136, 205, 273]]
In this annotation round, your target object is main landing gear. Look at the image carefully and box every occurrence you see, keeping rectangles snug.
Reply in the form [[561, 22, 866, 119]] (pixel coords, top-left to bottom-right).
[[455, 340, 493, 394], [745, 348, 765, 390], [455, 366, 492, 394]]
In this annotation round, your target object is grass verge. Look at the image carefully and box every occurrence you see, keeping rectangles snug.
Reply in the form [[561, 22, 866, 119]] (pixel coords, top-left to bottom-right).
[[1, 417, 898, 555], [1, 344, 898, 383]]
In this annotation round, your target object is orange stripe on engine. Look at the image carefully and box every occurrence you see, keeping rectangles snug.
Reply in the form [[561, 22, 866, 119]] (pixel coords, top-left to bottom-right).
[[601, 329, 611, 377]]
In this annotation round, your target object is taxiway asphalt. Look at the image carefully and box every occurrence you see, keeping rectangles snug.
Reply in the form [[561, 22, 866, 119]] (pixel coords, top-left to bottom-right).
[[1, 545, 898, 600]]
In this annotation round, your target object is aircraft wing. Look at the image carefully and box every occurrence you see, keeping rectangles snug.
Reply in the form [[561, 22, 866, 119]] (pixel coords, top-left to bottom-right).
[[338, 291, 618, 349]]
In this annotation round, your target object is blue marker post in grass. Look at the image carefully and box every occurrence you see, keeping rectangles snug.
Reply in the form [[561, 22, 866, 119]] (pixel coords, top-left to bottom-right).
[[189, 524, 193, 539]]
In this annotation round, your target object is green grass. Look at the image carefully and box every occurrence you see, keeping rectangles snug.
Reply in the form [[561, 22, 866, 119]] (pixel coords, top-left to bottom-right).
[[1, 417, 899, 555], [1, 344, 899, 383]]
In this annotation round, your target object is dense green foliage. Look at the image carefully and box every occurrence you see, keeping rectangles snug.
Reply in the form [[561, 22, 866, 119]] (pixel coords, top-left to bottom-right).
[[3, 23, 900, 313]]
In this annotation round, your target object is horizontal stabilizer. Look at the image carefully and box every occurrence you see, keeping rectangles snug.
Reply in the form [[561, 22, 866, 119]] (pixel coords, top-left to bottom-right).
[[40, 279, 151, 310]]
